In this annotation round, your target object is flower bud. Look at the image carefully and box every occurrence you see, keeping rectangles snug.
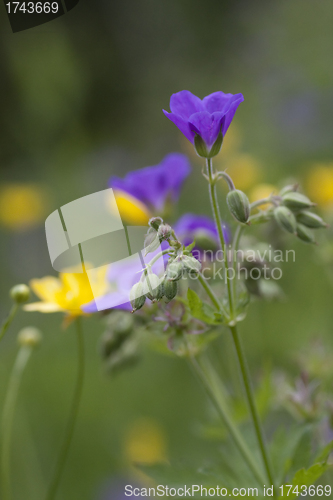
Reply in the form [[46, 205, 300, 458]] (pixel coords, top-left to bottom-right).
[[282, 192, 315, 211], [279, 184, 298, 197], [274, 206, 297, 234], [226, 189, 250, 224], [149, 217, 163, 231], [158, 223, 172, 240], [129, 282, 146, 312], [163, 279, 178, 302], [296, 223, 316, 244], [10, 284, 30, 304], [182, 255, 201, 274], [166, 261, 184, 281], [18, 327, 42, 348], [143, 274, 163, 301], [296, 211, 327, 229], [144, 228, 160, 256]]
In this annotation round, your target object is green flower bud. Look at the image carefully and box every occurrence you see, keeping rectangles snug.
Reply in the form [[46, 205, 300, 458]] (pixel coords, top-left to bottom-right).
[[129, 282, 146, 312], [296, 211, 327, 229], [143, 274, 163, 301], [10, 284, 30, 304], [166, 261, 184, 281], [163, 279, 178, 301], [18, 327, 42, 348], [279, 184, 298, 197], [226, 189, 250, 224], [158, 223, 172, 240], [144, 228, 160, 256], [149, 217, 163, 231], [282, 192, 315, 211], [296, 223, 316, 244], [182, 255, 202, 274], [274, 206, 297, 234]]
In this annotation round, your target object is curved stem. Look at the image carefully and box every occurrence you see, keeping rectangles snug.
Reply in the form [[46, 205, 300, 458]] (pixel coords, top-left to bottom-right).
[[250, 198, 274, 210], [188, 354, 265, 485], [206, 158, 234, 319], [0, 305, 19, 344], [230, 325, 276, 491], [45, 317, 85, 500], [1, 345, 32, 500]]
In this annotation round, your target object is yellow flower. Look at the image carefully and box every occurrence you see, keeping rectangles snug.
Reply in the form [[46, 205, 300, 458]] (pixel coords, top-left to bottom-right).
[[306, 163, 333, 208], [112, 190, 151, 225], [124, 418, 167, 465], [24, 266, 107, 317], [249, 184, 278, 210], [0, 183, 49, 230]]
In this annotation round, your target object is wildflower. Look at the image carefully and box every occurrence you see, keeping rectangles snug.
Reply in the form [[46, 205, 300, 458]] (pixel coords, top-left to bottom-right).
[[0, 183, 48, 230], [163, 90, 244, 157], [124, 418, 167, 465], [174, 213, 223, 250], [110, 153, 191, 224], [24, 266, 107, 318], [306, 163, 333, 208]]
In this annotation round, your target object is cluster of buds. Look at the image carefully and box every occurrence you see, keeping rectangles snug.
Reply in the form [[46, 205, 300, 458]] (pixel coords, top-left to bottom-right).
[[130, 218, 201, 313], [273, 185, 327, 244]]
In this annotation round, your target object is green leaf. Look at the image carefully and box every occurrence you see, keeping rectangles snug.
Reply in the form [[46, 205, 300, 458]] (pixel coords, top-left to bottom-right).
[[184, 240, 196, 253], [315, 440, 333, 464], [292, 462, 330, 487], [187, 288, 222, 325]]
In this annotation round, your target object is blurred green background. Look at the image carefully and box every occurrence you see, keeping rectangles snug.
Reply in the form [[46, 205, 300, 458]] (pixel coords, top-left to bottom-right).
[[1, 0, 333, 498]]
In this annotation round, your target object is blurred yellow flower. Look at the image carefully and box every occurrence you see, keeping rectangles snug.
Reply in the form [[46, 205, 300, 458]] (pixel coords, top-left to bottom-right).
[[124, 418, 167, 465], [306, 163, 333, 208], [249, 184, 278, 210], [219, 154, 261, 192], [24, 266, 107, 317], [0, 183, 49, 230], [113, 190, 151, 225]]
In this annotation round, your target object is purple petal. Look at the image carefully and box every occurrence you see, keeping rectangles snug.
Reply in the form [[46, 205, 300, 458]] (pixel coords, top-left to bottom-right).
[[188, 111, 224, 148], [110, 153, 191, 211], [203, 91, 237, 113], [163, 110, 195, 144], [221, 94, 244, 135], [169, 90, 203, 119]]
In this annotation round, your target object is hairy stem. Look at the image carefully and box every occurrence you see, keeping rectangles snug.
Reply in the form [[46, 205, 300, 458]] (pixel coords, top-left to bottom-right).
[[1, 345, 32, 500], [188, 354, 265, 485], [230, 325, 276, 490], [206, 158, 234, 319], [45, 317, 85, 500]]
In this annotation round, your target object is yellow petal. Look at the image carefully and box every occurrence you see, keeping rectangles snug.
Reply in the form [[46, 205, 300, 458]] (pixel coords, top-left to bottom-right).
[[24, 302, 63, 313], [113, 190, 151, 225], [30, 277, 62, 303]]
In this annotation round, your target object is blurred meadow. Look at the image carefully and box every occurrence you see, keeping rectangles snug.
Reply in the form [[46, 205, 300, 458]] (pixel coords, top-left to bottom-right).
[[1, 0, 333, 498]]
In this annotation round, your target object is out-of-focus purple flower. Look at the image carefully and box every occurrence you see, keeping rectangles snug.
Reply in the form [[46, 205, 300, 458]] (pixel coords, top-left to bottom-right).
[[110, 153, 191, 214], [174, 213, 230, 254], [163, 90, 244, 156]]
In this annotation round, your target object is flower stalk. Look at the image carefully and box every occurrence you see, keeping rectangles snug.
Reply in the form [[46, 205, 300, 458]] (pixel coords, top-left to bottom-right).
[[45, 317, 85, 500]]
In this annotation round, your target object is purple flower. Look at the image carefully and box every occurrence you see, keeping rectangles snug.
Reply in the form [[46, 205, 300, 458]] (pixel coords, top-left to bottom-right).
[[163, 90, 244, 156], [109, 153, 191, 214], [174, 213, 230, 254]]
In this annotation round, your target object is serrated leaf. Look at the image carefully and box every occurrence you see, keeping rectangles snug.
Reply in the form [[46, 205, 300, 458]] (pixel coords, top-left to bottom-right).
[[292, 462, 329, 487], [187, 288, 222, 325]]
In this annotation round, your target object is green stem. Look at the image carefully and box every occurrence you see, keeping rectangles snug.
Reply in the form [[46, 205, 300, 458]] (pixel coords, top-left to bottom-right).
[[1, 345, 32, 500], [188, 354, 265, 485], [45, 317, 85, 500], [230, 325, 275, 490], [206, 158, 234, 319], [0, 305, 19, 344], [197, 274, 224, 313], [231, 225, 245, 304]]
